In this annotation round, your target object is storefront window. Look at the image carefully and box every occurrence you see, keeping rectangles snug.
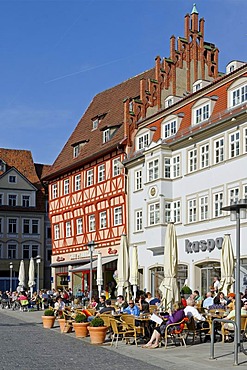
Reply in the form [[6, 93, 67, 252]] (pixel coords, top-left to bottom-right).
[[149, 264, 188, 296]]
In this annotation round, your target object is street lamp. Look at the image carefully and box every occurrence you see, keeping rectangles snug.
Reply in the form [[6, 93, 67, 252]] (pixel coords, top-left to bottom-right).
[[86, 241, 96, 302], [9, 262, 13, 293], [221, 198, 247, 350], [36, 255, 41, 293]]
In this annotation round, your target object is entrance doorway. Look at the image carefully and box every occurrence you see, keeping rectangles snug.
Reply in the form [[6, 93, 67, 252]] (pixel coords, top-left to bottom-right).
[[196, 261, 221, 297]]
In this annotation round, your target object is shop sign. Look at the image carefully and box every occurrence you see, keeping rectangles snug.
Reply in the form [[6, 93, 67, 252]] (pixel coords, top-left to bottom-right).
[[185, 237, 223, 254], [70, 251, 90, 260]]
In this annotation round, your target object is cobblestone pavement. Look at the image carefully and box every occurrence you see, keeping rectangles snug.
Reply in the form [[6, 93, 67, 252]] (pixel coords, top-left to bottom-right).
[[0, 311, 163, 370], [1, 309, 247, 370]]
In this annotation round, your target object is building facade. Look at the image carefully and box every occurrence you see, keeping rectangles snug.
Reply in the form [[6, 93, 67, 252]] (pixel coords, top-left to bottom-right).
[[0, 149, 51, 291]]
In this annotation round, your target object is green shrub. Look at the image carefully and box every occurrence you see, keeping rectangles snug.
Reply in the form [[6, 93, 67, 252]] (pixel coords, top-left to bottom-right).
[[181, 285, 192, 294], [75, 313, 87, 323], [89, 317, 105, 327], [44, 309, 55, 316]]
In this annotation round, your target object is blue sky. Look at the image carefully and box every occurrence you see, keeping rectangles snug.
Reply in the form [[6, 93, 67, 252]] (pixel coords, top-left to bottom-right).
[[0, 0, 247, 165]]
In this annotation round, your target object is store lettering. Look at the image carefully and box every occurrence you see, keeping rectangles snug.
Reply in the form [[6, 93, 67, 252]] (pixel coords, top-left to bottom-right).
[[185, 237, 223, 254]]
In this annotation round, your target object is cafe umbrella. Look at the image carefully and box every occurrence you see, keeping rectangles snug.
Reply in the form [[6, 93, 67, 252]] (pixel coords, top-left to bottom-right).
[[220, 234, 235, 296], [159, 223, 180, 310], [96, 252, 103, 297], [17, 259, 26, 292], [117, 234, 130, 298], [28, 257, 36, 297], [129, 245, 138, 300]]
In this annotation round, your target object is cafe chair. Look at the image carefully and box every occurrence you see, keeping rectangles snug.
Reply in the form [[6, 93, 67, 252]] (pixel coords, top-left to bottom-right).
[[62, 311, 74, 333], [185, 316, 209, 344], [110, 319, 135, 348], [120, 315, 144, 344], [221, 316, 247, 343], [163, 318, 187, 348]]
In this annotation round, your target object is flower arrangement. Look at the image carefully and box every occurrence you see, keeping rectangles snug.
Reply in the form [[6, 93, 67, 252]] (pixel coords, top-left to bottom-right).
[[74, 313, 87, 323], [89, 317, 105, 327], [44, 308, 55, 316]]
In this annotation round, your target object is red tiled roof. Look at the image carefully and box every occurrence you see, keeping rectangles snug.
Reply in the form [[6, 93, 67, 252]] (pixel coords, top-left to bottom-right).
[[44, 69, 155, 179]]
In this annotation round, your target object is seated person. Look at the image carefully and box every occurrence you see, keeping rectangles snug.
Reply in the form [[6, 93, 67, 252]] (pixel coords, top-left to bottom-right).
[[138, 295, 150, 313], [97, 299, 115, 315], [116, 295, 128, 312], [123, 300, 140, 316], [208, 294, 225, 310], [149, 293, 161, 306], [54, 296, 65, 315], [142, 302, 185, 349], [97, 295, 106, 312], [223, 300, 247, 342], [184, 297, 210, 341], [202, 292, 214, 309], [227, 293, 235, 311], [145, 292, 153, 303]]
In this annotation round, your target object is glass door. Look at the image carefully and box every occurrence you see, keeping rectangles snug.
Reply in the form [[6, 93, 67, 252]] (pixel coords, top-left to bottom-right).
[[199, 262, 221, 297]]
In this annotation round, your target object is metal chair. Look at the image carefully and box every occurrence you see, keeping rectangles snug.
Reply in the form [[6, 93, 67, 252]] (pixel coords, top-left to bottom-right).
[[110, 319, 135, 348], [163, 318, 187, 348], [120, 314, 145, 344]]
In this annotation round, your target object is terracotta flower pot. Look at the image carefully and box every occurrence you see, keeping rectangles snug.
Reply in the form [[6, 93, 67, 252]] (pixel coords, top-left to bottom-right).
[[88, 326, 107, 344], [42, 315, 56, 329], [58, 318, 73, 333], [73, 322, 89, 338]]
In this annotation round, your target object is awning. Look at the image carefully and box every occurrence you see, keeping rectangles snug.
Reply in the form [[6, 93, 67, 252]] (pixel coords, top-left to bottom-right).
[[69, 255, 118, 272], [50, 259, 91, 268]]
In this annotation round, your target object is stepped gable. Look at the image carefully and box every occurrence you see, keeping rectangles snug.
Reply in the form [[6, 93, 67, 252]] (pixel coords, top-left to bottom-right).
[[44, 68, 155, 179]]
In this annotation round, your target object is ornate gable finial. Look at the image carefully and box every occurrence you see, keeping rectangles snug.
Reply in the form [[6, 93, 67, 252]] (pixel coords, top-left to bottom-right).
[[191, 3, 199, 14]]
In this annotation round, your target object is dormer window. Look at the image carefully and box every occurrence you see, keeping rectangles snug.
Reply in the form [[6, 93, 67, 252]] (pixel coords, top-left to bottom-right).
[[73, 145, 79, 158], [161, 114, 181, 140], [129, 101, 133, 112], [9, 175, 17, 183], [137, 132, 149, 150], [195, 103, 209, 124], [103, 129, 110, 143], [92, 119, 99, 130], [192, 98, 213, 126], [0, 160, 6, 172], [72, 140, 89, 158], [164, 119, 177, 138]]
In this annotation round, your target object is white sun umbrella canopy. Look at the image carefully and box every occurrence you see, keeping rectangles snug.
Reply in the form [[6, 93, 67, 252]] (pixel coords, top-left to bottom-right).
[[28, 257, 36, 297], [129, 245, 138, 300], [159, 223, 180, 310], [96, 252, 103, 297], [117, 234, 130, 298], [17, 259, 26, 292], [220, 234, 235, 297]]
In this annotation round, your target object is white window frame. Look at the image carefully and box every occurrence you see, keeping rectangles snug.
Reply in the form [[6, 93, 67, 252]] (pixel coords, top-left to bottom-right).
[[188, 148, 197, 173], [75, 174, 81, 191], [194, 103, 210, 125], [8, 244, 17, 259], [173, 155, 180, 178], [137, 132, 149, 150], [231, 84, 247, 107], [22, 195, 30, 207], [114, 207, 122, 226], [103, 129, 110, 143], [112, 158, 120, 177], [8, 194, 17, 206], [149, 202, 160, 226], [100, 211, 107, 229], [76, 218, 83, 235], [64, 179, 69, 195], [188, 198, 197, 223], [200, 143, 209, 168], [0, 193, 3, 206], [148, 159, 159, 182], [214, 137, 224, 164], [98, 164, 105, 183], [199, 196, 208, 221], [52, 183, 58, 199], [92, 119, 98, 130], [163, 119, 177, 139], [8, 218, 17, 233], [165, 202, 171, 223], [89, 215, 96, 232], [9, 175, 16, 183], [65, 221, 71, 237], [54, 224, 60, 240], [134, 169, 142, 191], [229, 131, 240, 158], [229, 187, 239, 204], [86, 169, 94, 187], [164, 158, 171, 178], [173, 200, 181, 223], [244, 128, 247, 153], [73, 145, 80, 158], [135, 209, 143, 232], [213, 192, 223, 218]]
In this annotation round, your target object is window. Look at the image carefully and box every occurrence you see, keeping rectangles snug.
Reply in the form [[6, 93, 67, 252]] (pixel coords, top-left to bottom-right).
[[100, 211, 107, 229], [32, 220, 39, 234], [137, 133, 149, 150], [9, 175, 16, 183], [188, 149, 197, 172], [0, 244, 1, 258], [76, 218, 83, 235], [66, 221, 71, 237], [8, 244, 16, 259], [52, 184, 58, 199], [231, 84, 247, 107], [148, 159, 159, 181], [244, 128, 247, 153], [173, 200, 181, 223], [229, 188, 239, 204], [0, 194, 3, 205], [214, 138, 224, 164], [0, 218, 2, 233], [164, 120, 177, 139], [23, 219, 30, 234], [64, 179, 69, 195], [8, 218, 17, 233], [188, 199, 197, 223], [164, 158, 171, 178], [113, 158, 120, 177], [114, 207, 122, 226], [243, 185, 247, 200], [32, 245, 38, 258], [135, 210, 143, 231], [23, 245, 30, 259], [92, 119, 98, 130], [199, 196, 208, 221], [98, 164, 105, 183], [89, 215, 95, 231], [200, 144, 209, 168], [103, 129, 110, 143], [8, 194, 17, 206], [173, 156, 180, 178], [54, 224, 60, 240], [194, 103, 210, 124], [229, 131, 240, 158], [149, 203, 160, 225], [22, 195, 30, 207], [134, 170, 142, 191], [73, 145, 79, 158], [75, 174, 81, 191], [165, 202, 171, 223], [23, 244, 38, 259], [214, 192, 223, 217], [86, 169, 94, 187], [47, 226, 51, 239]]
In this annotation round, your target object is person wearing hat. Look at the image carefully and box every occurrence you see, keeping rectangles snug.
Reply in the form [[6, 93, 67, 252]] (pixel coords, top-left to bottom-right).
[[227, 293, 235, 311]]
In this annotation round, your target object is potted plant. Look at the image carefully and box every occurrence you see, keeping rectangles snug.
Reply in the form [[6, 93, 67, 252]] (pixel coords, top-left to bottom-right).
[[72, 313, 89, 338], [181, 284, 192, 299], [42, 308, 56, 329], [88, 317, 107, 344]]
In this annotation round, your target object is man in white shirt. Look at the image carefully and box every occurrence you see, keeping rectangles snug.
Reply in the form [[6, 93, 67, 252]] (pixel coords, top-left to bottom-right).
[[203, 292, 214, 309], [184, 298, 205, 322]]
